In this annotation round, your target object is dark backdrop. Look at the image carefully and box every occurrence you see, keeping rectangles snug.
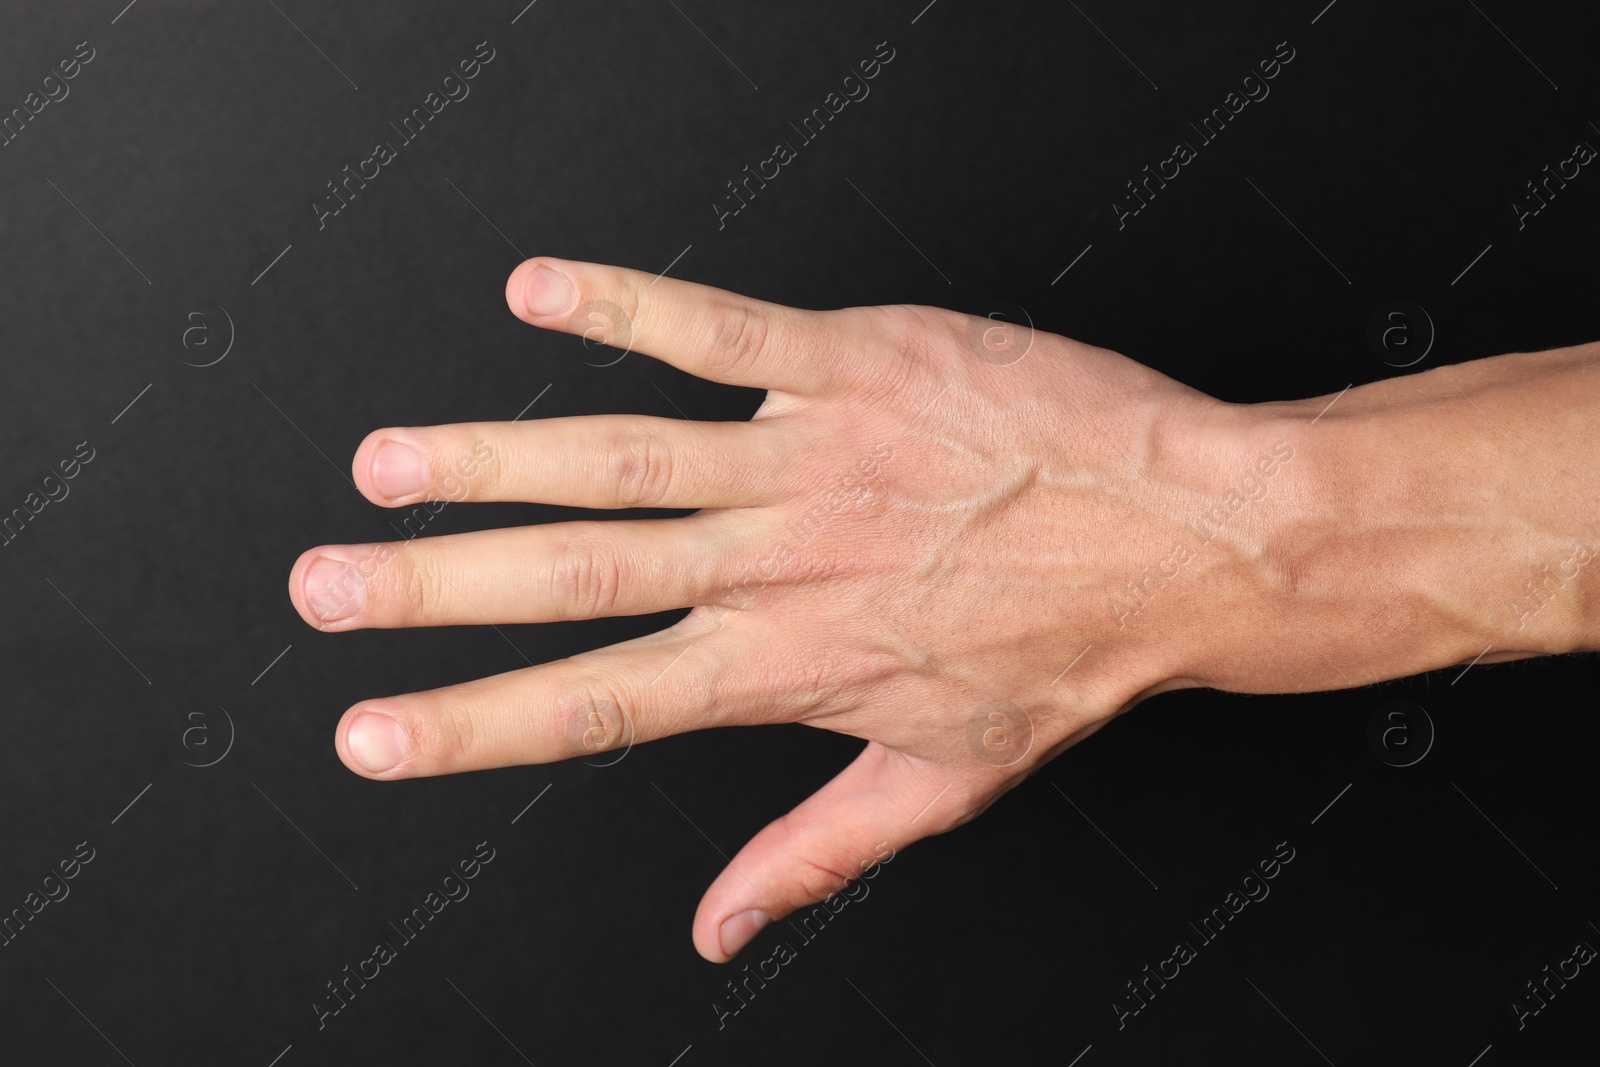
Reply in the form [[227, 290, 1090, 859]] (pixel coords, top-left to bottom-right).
[[2, 1, 1597, 1064]]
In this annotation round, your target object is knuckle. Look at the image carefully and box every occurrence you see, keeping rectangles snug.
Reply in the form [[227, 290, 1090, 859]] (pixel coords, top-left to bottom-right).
[[794, 862, 848, 905], [772, 820, 854, 901], [704, 303, 771, 380], [394, 545, 448, 621], [747, 642, 851, 719], [842, 305, 930, 398], [856, 302, 915, 338], [604, 276, 645, 345], [431, 698, 478, 766], [856, 304, 930, 352], [556, 683, 633, 758], [787, 655, 850, 716], [548, 538, 624, 619], [607, 429, 674, 508]]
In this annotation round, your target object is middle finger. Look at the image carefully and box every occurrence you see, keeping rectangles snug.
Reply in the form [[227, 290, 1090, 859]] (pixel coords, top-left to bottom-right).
[[289, 515, 748, 630], [352, 415, 795, 511]]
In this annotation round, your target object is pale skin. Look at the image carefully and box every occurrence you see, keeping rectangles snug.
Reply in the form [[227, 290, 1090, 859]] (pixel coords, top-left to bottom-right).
[[288, 257, 1600, 962]]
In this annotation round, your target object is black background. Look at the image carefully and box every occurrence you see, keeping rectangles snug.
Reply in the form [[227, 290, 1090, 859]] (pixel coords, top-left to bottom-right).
[[2, 1, 1598, 1064]]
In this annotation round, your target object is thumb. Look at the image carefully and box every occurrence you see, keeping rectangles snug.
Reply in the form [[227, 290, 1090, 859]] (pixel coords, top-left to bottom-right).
[[692, 741, 966, 962]]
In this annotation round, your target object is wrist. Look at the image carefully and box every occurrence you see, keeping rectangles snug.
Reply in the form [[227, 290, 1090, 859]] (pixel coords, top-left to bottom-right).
[[1241, 362, 1594, 688]]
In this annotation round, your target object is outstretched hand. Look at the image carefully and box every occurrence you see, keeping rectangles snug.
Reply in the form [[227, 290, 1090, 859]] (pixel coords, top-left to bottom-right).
[[289, 257, 1323, 962]]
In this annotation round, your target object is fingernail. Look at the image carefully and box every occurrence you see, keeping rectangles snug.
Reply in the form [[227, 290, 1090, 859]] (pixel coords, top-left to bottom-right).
[[718, 909, 772, 958], [305, 557, 365, 622], [347, 712, 408, 774], [372, 441, 427, 499], [525, 265, 573, 316]]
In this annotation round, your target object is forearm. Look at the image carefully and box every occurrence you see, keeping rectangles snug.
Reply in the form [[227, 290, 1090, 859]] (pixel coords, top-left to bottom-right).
[[1248, 342, 1600, 688]]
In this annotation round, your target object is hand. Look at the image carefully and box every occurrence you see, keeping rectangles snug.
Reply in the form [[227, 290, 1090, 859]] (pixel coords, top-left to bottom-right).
[[289, 257, 1319, 961]]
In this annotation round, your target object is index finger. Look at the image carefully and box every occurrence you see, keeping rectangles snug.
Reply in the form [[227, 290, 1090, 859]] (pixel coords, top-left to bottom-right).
[[505, 257, 863, 395]]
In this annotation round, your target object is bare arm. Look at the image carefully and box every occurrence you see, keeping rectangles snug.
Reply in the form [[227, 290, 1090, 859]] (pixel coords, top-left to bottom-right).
[[288, 258, 1598, 961], [1231, 343, 1600, 690]]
